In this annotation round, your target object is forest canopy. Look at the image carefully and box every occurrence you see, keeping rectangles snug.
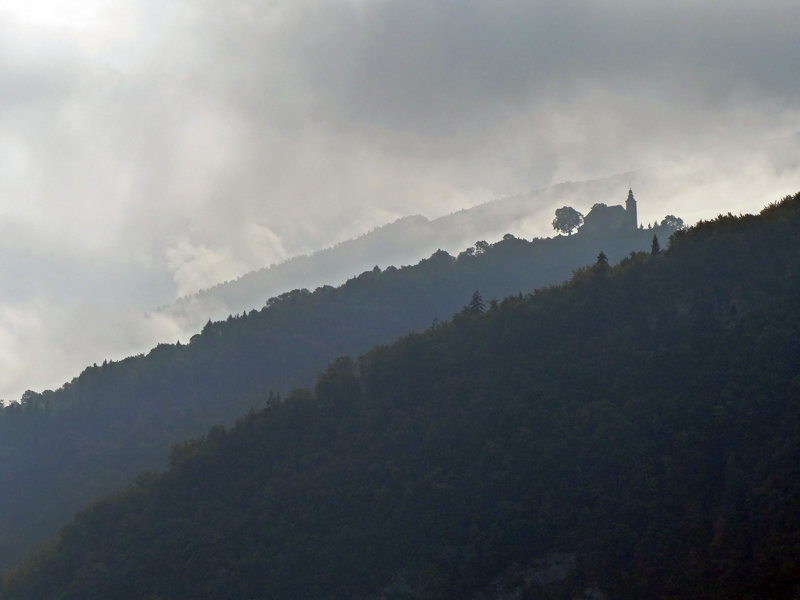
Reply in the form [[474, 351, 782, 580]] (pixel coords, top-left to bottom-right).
[[3, 192, 799, 599]]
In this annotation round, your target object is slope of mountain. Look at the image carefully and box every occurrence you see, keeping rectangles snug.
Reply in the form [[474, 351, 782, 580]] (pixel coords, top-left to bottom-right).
[[0, 220, 670, 570], [3, 193, 798, 599], [159, 174, 635, 332]]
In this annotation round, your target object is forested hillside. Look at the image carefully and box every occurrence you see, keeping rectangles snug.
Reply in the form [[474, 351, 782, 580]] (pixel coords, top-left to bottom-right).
[[3, 194, 798, 599], [0, 223, 668, 569], [159, 175, 635, 332]]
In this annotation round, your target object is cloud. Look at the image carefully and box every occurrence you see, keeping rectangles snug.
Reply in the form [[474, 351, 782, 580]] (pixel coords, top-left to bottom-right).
[[0, 297, 184, 400], [0, 0, 799, 397]]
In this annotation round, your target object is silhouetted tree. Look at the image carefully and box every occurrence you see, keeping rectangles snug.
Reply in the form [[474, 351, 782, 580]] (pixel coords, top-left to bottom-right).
[[468, 290, 486, 314], [661, 215, 685, 230], [597, 251, 609, 265], [651, 235, 660, 255], [474, 241, 489, 254], [552, 206, 584, 236]]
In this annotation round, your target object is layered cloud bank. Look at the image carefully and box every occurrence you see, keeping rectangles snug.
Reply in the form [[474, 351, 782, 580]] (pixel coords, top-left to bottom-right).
[[0, 1, 798, 398]]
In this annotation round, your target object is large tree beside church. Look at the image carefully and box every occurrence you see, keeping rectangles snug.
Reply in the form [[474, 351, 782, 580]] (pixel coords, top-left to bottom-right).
[[552, 206, 584, 235]]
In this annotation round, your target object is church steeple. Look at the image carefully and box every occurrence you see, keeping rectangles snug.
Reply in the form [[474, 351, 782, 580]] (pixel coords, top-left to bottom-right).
[[625, 187, 638, 230]]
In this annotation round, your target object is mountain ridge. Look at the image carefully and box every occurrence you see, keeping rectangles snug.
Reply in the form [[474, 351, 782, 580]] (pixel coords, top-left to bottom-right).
[[0, 215, 673, 570], [3, 192, 798, 599], [158, 174, 636, 332]]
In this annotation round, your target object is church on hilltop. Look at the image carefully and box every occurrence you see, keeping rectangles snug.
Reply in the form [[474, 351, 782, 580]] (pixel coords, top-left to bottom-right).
[[580, 188, 638, 234]]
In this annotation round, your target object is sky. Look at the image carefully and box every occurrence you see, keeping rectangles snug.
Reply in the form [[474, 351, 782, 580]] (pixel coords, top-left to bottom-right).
[[1, 0, 799, 399]]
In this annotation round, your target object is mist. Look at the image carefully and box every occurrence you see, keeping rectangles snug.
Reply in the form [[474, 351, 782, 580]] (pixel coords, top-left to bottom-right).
[[0, 0, 799, 398]]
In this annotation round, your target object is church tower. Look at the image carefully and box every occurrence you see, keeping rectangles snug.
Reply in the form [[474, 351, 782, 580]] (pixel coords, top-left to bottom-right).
[[626, 188, 638, 230]]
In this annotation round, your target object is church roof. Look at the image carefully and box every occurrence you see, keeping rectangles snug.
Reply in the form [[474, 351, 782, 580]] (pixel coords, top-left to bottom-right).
[[581, 203, 627, 233]]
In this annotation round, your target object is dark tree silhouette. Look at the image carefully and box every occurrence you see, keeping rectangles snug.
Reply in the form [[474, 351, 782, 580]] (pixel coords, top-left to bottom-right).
[[468, 290, 486, 314], [661, 215, 685, 230], [474, 240, 489, 254], [552, 206, 584, 236], [651, 235, 660, 254]]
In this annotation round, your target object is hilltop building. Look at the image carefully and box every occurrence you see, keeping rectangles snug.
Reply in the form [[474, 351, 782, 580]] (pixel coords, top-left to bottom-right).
[[580, 188, 638, 234], [625, 187, 638, 229]]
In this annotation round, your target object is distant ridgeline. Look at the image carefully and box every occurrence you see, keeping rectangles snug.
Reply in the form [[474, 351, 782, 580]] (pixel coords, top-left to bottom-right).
[[3, 192, 799, 599], [0, 190, 680, 572], [159, 180, 675, 331]]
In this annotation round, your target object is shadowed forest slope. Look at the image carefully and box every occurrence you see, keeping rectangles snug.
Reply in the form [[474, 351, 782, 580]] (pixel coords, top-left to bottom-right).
[[3, 193, 799, 599], [0, 223, 668, 570]]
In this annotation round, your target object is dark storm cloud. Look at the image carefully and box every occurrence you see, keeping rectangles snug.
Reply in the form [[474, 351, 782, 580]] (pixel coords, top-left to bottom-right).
[[281, 1, 800, 138], [175, 0, 799, 213]]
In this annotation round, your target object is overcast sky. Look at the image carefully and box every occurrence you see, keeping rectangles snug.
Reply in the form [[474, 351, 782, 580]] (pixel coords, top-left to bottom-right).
[[1, 0, 799, 399]]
